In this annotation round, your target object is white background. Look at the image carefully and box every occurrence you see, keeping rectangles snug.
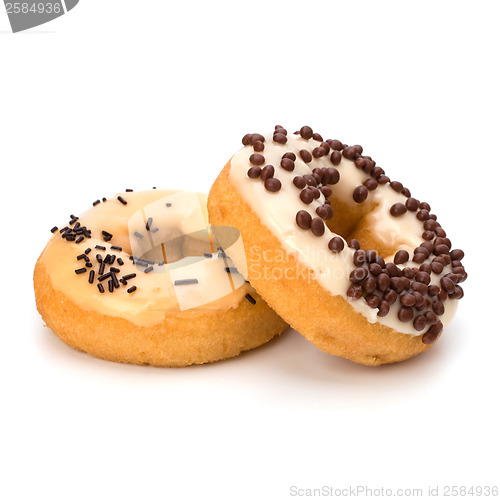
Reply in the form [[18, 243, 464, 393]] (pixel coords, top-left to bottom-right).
[[1, 1, 499, 499]]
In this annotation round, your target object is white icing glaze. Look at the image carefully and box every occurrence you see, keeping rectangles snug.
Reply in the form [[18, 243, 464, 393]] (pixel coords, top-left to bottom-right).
[[40, 190, 251, 327], [229, 133, 458, 336]]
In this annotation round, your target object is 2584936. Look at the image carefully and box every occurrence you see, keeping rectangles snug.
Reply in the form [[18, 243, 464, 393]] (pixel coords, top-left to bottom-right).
[[5, 2, 62, 14]]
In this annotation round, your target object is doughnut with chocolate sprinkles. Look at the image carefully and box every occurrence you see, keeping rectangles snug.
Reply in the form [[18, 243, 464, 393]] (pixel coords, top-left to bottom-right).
[[208, 125, 466, 365], [34, 189, 287, 367]]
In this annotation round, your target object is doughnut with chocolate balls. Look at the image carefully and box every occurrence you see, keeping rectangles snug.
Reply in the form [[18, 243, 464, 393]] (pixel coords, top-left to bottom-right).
[[34, 189, 287, 367], [208, 126, 466, 366]]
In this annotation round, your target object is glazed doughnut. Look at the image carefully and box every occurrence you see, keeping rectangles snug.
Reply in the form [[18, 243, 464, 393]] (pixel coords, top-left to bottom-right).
[[34, 189, 287, 366], [208, 126, 467, 366]]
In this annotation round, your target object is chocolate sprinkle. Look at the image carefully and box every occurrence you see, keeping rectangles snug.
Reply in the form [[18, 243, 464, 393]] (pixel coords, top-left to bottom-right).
[[296, 210, 312, 230], [350, 267, 368, 283], [253, 140, 265, 152], [98, 272, 112, 282], [398, 307, 414, 322], [248, 166, 262, 178], [353, 185, 368, 203], [422, 321, 443, 345], [326, 168, 340, 185], [310, 218, 325, 236], [406, 198, 419, 211], [347, 284, 363, 300], [98, 262, 105, 275], [342, 146, 358, 160], [260, 165, 274, 181], [413, 315, 427, 331], [450, 249, 464, 261], [328, 237, 344, 253], [249, 153, 265, 166], [390, 203, 407, 217], [245, 293, 256, 305], [366, 294, 381, 308], [364, 178, 378, 191], [327, 139, 343, 151], [300, 126, 313, 139], [377, 300, 390, 317], [101, 230, 113, 242], [394, 250, 409, 264], [330, 150, 342, 165], [273, 133, 287, 144], [265, 178, 281, 192], [300, 149, 312, 163], [312, 147, 326, 158], [293, 176, 306, 189], [280, 158, 295, 172], [111, 272, 119, 289], [242, 133, 265, 146]]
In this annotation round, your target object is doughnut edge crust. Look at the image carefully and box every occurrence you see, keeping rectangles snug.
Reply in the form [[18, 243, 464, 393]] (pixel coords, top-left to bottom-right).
[[208, 161, 431, 366], [34, 247, 287, 367]]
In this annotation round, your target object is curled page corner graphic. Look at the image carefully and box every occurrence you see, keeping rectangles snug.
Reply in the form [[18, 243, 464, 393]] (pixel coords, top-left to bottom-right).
[[4, 0, 79, 33], [64, 0, 78, 10]]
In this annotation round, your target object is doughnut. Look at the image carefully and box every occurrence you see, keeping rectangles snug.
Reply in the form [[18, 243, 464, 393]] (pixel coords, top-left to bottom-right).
[[34, 189, 287, 366], [208, 126, 467, 366]]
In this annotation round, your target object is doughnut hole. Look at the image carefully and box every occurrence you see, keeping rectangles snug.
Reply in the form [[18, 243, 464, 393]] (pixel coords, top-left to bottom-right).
[[182, 231, 214, 258], [347, 211, 399, 259], [140, 243, 182, 264], [136, 230, 185, 264], [324, 195, 372, 238], [139, 232, 213, 265], [325, 196, 395, 258], [141, 228, 235, 265]]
